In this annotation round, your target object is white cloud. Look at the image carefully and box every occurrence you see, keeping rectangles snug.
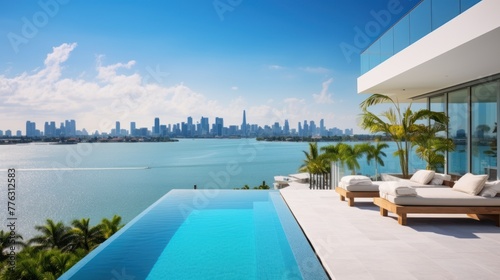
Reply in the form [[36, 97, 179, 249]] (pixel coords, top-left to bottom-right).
[[301, 66, 330, 74], [313, 78, 334, 104], [0, 43, 227, 133], [231, 86, 238, 90], [268, 64, 285, 70], [0, 43, 358, 133]]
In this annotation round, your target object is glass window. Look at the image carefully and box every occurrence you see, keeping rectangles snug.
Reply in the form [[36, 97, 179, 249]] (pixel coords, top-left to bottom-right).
[[461, 0, 480, 12], [393, 16, 410, 54], [368, 40, 381, 70], [430, 95, 446, 173], [380, 28, 394, 63], [432, 0, 460, 30], [360, 52, 369, 74], [409, 0, 431, 44], [448, 88, 469, 176], [471, 81, 498, 179]]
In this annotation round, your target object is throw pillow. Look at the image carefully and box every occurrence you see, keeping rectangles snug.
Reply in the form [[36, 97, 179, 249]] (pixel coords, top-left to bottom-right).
[[452, 173, 488, 195], [410, 170, 435, 185]]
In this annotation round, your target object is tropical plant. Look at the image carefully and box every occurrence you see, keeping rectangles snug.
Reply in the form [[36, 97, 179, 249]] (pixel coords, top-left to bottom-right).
[[70, 218, 104, 251], [299, 142, 330, 174], [299, 142, 331, 188], [0, 230, 25, 262], [360, 94, 450, 178], [1, 247, 82, 279], [100, 215, 124, 240], [412, 121, 455, 170], [362, 142, 389, 180], [338, 143, 367, 175], [29, 219, 73, 252]]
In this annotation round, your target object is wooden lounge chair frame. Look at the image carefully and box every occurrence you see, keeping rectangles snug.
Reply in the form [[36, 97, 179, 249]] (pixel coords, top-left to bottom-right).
[[373, 197, 500, 226], [335, 187, 378, 207]]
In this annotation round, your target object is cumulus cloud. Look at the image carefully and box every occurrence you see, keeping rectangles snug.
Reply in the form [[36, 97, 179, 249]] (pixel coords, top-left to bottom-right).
[[301, 66, 330, 74], [0, 43, 348, 133], [313, 78, 334, 104], [0, 43, 227, 133]]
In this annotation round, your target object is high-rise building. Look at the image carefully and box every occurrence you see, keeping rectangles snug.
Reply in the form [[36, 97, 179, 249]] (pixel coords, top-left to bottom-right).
[[303, 120, 309, 136], [283, 119, 290, 135], [320, 119, 325, 136], [130, 122, 136, 136], [241, 110, 247, 137], [154, 117, 160, 135], [26, 121, 36, 137], [5, 130, 12, 137], [115, 121, 121, 136], [200, 117, 209, 135], [215, 117, 224, 136]]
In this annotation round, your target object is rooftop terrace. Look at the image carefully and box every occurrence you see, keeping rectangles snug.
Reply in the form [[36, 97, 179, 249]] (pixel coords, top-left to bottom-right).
[[281, 187, 500, 280]]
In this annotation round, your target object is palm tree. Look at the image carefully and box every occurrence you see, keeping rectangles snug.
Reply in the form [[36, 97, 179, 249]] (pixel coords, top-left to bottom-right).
[[70, 218, 104, 251], [338, 143, 366, 175], [0, 230, 25, 262], [299, 142, 330, 188], [412, 122, 454, 170], [360, 94, 449, 178], [100, 215, 124, 240], [362, 142, 389, 180], [29, 219, 73, 252]]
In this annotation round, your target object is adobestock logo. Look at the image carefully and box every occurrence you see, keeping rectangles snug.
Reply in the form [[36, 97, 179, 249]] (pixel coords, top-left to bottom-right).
[[213, 0, 243, 21], [7, 0, 70, 54], [339, 0, 410, 64]]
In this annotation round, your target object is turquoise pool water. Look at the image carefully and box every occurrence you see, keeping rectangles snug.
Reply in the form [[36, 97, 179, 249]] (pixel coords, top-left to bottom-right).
[[60, 190, 328, 279]]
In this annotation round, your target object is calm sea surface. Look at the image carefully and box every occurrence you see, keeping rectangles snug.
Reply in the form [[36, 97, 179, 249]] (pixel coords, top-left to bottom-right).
[[0, 138, 426, 239]]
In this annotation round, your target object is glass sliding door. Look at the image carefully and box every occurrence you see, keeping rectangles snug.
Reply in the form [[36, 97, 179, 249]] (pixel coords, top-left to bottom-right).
[[471, 82, 498, 179], [430, 95, 446, 173], [448, 88, 469, 176]]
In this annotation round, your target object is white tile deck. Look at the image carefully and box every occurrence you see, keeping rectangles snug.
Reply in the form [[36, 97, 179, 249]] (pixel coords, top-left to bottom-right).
[[280, 189, 500, 280]]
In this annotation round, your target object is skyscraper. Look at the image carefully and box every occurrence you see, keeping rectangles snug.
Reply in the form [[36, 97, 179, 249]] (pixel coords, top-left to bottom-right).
[[26, 121, 36, 137], [215, 117, 224, 136], [115, 121, 121, 136], [130, 122, 136, 136], [154, 117, 160, 135], [284, 119, 290, 135], [241, 110, 247, 137]]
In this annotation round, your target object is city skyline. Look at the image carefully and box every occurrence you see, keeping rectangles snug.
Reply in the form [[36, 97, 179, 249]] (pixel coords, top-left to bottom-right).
[[1, 112, 354, 138], [0, 1, 419, 134]]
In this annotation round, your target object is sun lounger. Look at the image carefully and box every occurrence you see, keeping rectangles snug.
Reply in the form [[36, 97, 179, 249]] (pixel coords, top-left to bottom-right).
[[336, 171, 450, 206], [374, 174, 500, 226]]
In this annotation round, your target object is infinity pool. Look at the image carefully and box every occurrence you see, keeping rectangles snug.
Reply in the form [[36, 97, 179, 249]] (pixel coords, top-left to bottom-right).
[[61, 190, 328, 279]]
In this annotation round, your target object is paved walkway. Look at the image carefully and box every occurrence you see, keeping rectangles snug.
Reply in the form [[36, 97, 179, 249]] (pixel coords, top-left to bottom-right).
[[280, 189, 500, 280]]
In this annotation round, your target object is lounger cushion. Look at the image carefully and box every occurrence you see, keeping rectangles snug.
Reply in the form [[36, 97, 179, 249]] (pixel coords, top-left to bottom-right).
[[410, 170, 435, 185], [479, 181, 500, 197], [339, 181, 381, 192], [379, 181, 417, 197], [340, 175, 372, 185], [383, 188, 500, 206], [452, 173, 488, 195], [429, 173, 452, 185]]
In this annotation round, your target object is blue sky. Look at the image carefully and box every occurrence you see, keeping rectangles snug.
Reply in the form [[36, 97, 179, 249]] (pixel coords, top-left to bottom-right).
[[0, 0, 418, 134]]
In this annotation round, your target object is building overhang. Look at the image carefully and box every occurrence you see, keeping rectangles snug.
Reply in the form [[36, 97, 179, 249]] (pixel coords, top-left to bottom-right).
[[357, 0, 500, 100]]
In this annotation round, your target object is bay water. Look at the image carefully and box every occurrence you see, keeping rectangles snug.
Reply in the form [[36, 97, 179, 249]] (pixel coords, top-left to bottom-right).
[[0, 138, 425, 239]]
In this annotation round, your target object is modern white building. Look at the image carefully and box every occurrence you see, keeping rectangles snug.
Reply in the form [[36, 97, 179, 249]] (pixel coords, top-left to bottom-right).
[[358, 0, 500, 179]]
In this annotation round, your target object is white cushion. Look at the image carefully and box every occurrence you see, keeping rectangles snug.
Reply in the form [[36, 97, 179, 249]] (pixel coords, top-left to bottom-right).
[[410, 170, 435, 185], [429, 173, 452, 185], [452, 173, 488, 195], [340, 175, 372, 186], [479, 180, 500, 197]]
